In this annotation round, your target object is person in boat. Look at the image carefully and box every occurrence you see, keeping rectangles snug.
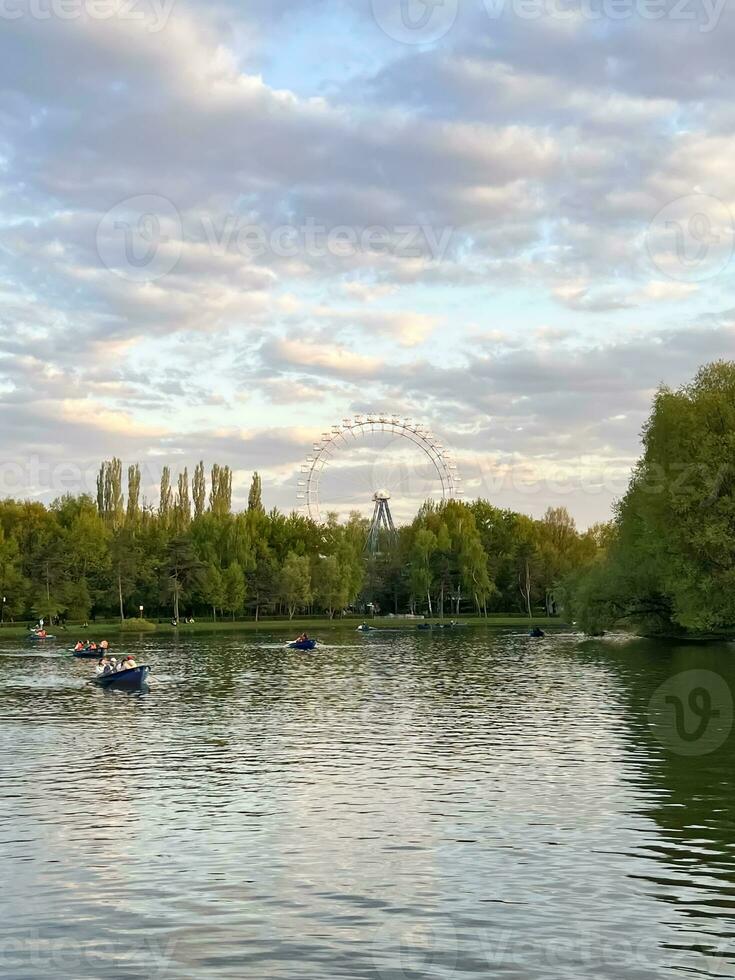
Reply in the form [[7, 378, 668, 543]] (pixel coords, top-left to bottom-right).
[[74, 641, 84, 652], [123, 655, 137, 670], [100, 640, 109, 651], [96, 657, 112, 675]]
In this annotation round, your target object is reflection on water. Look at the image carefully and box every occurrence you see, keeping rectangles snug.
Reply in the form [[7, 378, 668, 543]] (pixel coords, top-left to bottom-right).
[[1, 629, 734, 979]]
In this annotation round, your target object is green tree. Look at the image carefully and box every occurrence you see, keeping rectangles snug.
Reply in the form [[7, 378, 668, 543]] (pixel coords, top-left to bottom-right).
[[248, 472, 264, 512], [279, 552, 312, 619], [175, 468, 191, 530], [165, 536, 205, 622], [126, 464, 141, 525], [201, 562, 224, 621], [570, 361, 735, 634], [222, 561, 246, 619], [316, 555, 348, 618], [159, 467, 173, 526], [192, 461, 206, 519]]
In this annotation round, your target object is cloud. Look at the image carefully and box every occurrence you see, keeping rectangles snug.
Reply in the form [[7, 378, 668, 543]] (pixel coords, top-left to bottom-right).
[[2, 0, 735, 526]]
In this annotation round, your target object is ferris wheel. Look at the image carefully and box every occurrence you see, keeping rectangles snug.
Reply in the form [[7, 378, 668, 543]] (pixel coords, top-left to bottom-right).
[[297, 415, 463, 524]]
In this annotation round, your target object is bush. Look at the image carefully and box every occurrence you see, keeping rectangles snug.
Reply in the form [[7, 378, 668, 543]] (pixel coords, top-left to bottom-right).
[[120, 618, 157, 632]]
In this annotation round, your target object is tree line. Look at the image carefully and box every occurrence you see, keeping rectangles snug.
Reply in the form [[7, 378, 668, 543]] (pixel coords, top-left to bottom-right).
[[564, 361, 735, 637], [0, 459, 603, 624]]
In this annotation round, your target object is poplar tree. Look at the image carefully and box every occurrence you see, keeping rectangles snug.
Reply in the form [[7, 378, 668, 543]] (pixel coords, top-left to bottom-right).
[[175, 468, 191, 529], [126, 464, 141, 525], [192, 461, 206, 519], [248, 472, 264, 512], [159, 466, 173, 525]]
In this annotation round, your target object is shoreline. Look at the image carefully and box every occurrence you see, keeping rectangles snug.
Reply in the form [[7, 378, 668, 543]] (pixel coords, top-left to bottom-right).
[[0, 615, 567, 639]]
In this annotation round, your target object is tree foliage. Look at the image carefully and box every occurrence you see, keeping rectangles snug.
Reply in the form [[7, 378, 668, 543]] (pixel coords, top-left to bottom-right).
[[566, 361, 735, 635], [0, 458, 600, 623]]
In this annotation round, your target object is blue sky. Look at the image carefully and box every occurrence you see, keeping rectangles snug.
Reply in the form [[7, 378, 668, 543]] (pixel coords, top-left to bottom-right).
[[1, 0, 734, 527]]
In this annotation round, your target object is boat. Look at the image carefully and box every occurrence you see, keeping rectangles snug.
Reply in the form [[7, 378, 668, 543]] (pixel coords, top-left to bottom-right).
[[92, 665, 150, 690], [72, 649, 104, 659], [27, 632, 55, 641], [529, 627, 546, 638], [356, 624, 377, 632], [288, 638, 318, 650]]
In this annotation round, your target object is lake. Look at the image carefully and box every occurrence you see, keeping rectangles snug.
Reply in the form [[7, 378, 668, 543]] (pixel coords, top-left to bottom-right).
[[1, 628, 734, 979]]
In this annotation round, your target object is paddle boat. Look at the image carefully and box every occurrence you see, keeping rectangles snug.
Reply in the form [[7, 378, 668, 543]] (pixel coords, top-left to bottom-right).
[[288, 638, 318, 650], [92, 664, 150, 690]]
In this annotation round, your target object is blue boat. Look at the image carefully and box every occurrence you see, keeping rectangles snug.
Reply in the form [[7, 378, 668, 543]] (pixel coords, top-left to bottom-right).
[[28, 632, 55, 641], [529, 627, 546, 638], [93, 665, 150, 690], [288, 639, 317, 650], [72, 647, 107, 658]]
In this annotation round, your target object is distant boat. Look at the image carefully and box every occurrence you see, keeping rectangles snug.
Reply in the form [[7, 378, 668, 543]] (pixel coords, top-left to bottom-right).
[[92, 665, 150, 690], [288, 638, 318, 650], [529, 627, 545, 638], [27, 632, 54, 641], [356, 625, 377, 632], [72, 649, 105, 659], [417, 621, 465, 631]]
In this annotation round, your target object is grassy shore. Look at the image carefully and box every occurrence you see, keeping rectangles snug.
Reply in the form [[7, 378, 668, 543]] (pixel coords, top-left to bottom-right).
[[0, 615, 566, 639]]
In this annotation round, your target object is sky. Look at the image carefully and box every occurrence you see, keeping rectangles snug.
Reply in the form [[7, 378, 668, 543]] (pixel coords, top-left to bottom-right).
[[1, 0, 735, 528]]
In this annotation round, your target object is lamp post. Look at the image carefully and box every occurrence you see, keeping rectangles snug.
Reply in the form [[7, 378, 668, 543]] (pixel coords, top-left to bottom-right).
[[139, 605, 144, 620], [1, 596, 5, 626]]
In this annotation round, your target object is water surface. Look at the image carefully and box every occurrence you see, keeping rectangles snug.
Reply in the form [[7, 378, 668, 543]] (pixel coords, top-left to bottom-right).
[[1, 628, 734, 978]]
